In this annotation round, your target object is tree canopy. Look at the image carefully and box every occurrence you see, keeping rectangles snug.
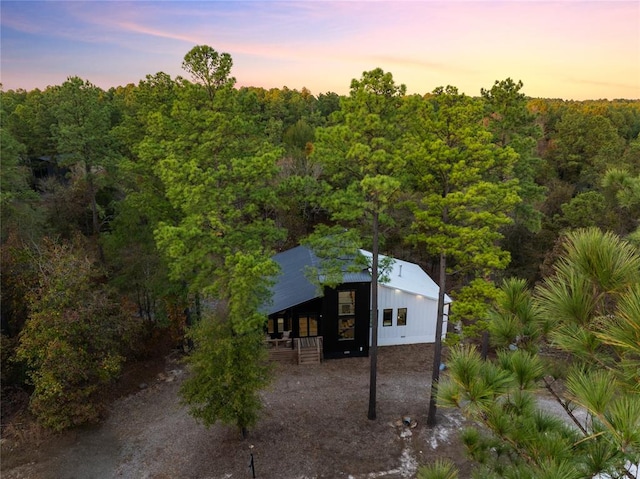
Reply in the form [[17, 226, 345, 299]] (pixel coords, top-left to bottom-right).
[[2, 44, 639, 451]]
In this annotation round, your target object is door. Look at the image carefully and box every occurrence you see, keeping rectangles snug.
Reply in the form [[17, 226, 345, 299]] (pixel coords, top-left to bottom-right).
[[298, 313, 318, 337]]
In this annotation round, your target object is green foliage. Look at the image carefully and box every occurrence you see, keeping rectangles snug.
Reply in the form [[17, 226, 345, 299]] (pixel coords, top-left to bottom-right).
[[146, 53, 284, 296], [597, 282, 640, 362], [283, 118, 315, 156], [6, 53, 640, 456], [401, 84, 525, 427], [455, 228, 640, 477], [105, 73, 184, 322], [149, 47, 284, 434], [496, 349, 545, 390], [313, 68, 406, 224], [102, 195, 179, 323], [0, 127, 43, 242], [179, 307, 271, 434], [182, 45, 235, 101], [548, 110, 625, 190], [557, 191, 621, 231], [438, 344, 589, 478], [537, 228, 640, 331], [481, 78, 546, 234], [403, 86, 522, 336], [515, 98, 639, 285], [451, 278, 502, 340], [225, 251, 279, 334], [50, 76, 121, 242], [2, 87, 58, 158], [16, 238, 137, 431], [1, 234, 39, 387], [417, 458, 459, 479], [603, 168, 640, 209], [438, 345, 513, 411], [488, 278, 545, 352], [0, 126, 27, 206], [311, 68, 407, 419], [602, 167, 640, 245], [538, 229, 640, 465], [301, 227, 362, 290]]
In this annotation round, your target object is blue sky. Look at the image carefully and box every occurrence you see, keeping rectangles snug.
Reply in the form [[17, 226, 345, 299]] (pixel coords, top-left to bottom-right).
[[1, 1, 639, 100]]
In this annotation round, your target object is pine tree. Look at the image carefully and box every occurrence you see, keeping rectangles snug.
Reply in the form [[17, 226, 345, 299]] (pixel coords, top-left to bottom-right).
[[312, 68, 406, 420], [438, 228, 640, 478], [401, 86, 521, 425]]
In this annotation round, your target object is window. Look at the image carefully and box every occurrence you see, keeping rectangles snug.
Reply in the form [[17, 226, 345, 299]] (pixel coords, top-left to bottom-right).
[[270, 316, 290, 335], [397, 308, 407, 326], [299, 314, 318, 337], [383, 309, 393, 327], [277, 317, 291, 333], [338, 317, 355, 340], [338, 290, 356, 340], [338, 290, 355, 315]]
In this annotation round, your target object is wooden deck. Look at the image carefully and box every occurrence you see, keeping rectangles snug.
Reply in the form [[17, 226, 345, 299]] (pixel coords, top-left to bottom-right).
[[265, 336, 322, 365]]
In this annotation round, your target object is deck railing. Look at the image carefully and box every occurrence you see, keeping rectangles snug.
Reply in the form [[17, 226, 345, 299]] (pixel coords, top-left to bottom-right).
[[265, 336, 322, 364]]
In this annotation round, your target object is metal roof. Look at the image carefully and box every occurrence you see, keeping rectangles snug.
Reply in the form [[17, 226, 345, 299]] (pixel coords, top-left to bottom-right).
[[265, 245, 370, 315], [358, 250, 451, 303], [264, 245, 450, 315]]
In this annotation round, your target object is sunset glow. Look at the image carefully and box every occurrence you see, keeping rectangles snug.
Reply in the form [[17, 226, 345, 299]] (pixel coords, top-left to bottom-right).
[[1, 1, 639, 99]]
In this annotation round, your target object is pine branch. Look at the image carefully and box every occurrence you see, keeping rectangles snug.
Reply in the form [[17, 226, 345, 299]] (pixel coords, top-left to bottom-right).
[[542, 376, 588, 435]]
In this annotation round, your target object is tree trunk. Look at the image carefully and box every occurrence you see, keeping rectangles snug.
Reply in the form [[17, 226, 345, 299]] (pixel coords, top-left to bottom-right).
[[367, 211, 380, 420], [87, 168, 105, 262], [427, 250, 446, 427], [481, 330, 489, 360]]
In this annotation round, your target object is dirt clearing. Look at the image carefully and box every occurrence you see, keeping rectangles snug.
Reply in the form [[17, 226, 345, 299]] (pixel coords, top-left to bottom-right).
[[1, 344, 474, 478]]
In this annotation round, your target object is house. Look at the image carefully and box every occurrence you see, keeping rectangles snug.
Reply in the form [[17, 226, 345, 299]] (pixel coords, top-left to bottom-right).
[[358, 250, 451, 347], [264, 244, 450, 360]]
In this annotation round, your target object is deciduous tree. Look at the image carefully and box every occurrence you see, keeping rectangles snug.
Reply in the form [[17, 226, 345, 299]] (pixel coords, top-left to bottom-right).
[[16, 238, 135, 431]]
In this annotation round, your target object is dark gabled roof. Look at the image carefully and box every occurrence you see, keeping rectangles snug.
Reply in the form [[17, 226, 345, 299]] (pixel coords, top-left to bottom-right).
[[265, 244, 371, 315]]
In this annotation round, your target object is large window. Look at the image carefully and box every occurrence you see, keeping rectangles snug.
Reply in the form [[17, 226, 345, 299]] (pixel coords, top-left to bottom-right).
[[338, 317, 355, 340], [397, 308, 407, 326], [338, 290, 356, 341], [383, 309, 393, 327], [299, 313, 318, 337], [338, 290, 355, 315]]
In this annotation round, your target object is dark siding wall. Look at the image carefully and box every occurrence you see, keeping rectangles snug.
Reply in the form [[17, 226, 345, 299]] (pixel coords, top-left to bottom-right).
[[268, 283, 371, 359], [323, 282, 370, 359], [273, 298, 323, 338]]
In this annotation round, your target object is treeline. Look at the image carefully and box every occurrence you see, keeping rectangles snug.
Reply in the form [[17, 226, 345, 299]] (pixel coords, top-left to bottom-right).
[[1, 45, 639, 432]]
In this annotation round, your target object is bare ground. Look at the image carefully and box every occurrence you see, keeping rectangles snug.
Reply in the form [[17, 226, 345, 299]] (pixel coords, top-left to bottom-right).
[[1, 344, 475, 479]]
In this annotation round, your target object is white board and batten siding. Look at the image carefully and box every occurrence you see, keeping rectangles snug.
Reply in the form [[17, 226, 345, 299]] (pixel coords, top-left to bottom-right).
[[376, 285, 449, 346], [360, 250, 451, 347]]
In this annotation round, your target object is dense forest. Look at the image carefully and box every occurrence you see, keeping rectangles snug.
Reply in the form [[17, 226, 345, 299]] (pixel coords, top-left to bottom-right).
[[2, 45, 639, 477]]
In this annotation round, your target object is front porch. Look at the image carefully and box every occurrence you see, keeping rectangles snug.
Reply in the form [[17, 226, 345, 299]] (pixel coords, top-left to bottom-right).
[[265, 336, 323, 365]]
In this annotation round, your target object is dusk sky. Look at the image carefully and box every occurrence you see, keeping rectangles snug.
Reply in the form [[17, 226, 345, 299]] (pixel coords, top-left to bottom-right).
[[1, 1, 639, 100]]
